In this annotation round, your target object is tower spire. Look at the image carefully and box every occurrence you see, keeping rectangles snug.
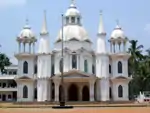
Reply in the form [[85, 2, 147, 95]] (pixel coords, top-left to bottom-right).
[[40, 10, 48, 35], [98, 10, 106, 35]]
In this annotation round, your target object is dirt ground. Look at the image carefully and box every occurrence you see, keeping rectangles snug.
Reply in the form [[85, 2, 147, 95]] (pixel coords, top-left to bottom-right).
[[0, 107, 150, 113]]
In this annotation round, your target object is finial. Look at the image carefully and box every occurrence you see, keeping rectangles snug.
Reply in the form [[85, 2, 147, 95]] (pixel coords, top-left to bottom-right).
[[24, 17, 30, 29], [116, 19, 119, 25], [115, 19, 121, 29], [100, 10, 103, 15], [71, 0, 75, 5], [69, 0, 76, 8]]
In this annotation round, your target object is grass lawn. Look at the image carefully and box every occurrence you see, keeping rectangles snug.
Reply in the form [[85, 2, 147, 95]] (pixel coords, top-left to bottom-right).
[[0, 107, 150, 113]]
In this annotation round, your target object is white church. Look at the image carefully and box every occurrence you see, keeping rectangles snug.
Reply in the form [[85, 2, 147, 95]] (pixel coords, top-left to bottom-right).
[[0, 1, 132, 102]]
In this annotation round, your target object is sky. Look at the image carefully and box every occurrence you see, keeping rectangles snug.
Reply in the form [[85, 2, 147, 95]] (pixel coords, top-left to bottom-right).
[[0, 0, 150, 64]]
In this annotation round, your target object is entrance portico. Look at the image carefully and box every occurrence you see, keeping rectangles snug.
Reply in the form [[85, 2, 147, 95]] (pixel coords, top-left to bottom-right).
[[52, 70, 96, 102]]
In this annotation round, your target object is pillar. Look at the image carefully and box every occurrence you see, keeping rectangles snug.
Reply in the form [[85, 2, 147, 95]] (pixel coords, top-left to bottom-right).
[[79, 85, 83, 101], [54, 80, 60, 102], [89, 79, 95, 101], [100, 78, 110, 101]]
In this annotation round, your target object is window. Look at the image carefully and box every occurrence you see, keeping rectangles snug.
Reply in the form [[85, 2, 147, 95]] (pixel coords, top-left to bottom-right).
[[23, 61, 28, 74], [8, 94, 11, 99], [118, 61, 122, 73], [72, 55, 77, 69], [92, 65, 95, 74], [51, 64, 55, 75], [2, 83, 6, 88], [13, 71, 17, 75], [109, 65, 111, 74], [71, 17, 75, 23], [23, 85, 28, 98], [59, 59, 63, 72], [118, 85, 123, 97], [84, 60, 88, 73], [66, 17, 69, 24], [77, 17, 80, 24], [34, 64, 37, 74], [0, 95, 1, 99]]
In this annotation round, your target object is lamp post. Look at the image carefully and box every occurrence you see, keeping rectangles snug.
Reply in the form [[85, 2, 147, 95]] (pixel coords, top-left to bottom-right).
[[52, 14, 73, 109], [60, 14, 65, 106]]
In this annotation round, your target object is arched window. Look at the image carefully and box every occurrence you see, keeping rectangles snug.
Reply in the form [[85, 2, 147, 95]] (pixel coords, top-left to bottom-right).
[[23, 61, 28, 74], [8, 94, 11, 99], [109, 64, 111, 74], [72, 55, 77, 69], [84, 60, 88, 73], [23, 85, 28, 98], [34, 64, 37, 74], [66, 17, 69, 24], [59, 59, 63, 72], [118, 61, 122, 73], [92, 65, 95, 74], [71, 17, 75, 23], [77, 17, 80, 24], [118, 85, 123, 97]]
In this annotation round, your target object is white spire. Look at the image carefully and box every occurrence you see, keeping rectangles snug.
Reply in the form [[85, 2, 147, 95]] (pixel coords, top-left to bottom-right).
[[40, 10, 48, 35], [98, 10, 106, 35]]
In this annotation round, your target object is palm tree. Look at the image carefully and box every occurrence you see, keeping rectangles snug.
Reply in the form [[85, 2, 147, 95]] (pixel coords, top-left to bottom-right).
[[0, 53, 11, 74], [128, 40, 144, 99], [128, 40, 144, 77]]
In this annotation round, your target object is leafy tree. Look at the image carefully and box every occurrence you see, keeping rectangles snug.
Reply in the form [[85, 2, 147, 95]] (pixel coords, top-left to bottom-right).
[[0, 53, 11, 74]]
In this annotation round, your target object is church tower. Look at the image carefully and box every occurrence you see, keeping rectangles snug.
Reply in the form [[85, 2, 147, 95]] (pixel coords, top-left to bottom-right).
[[37, 11, 52, 102], [96, 11, 110, 101], [109, 21, 131, 101], [15, 19, 37, 102]]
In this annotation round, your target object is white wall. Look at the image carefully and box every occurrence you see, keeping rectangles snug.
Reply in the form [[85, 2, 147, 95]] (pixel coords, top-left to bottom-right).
[[18, 57, 35, 78], [112, 81, 129, 101], [17, 81, 34, 102]]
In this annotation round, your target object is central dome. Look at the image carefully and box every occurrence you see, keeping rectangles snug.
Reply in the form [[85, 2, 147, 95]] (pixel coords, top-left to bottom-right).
[[56, 25, 89, 42], [55, 0, 91, 43]]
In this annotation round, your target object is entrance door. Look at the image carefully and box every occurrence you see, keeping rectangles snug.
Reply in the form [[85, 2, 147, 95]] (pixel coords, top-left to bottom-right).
[[68, 84, 78, 101], [2, 94, 6, 101], [82, 86, 89, 101]]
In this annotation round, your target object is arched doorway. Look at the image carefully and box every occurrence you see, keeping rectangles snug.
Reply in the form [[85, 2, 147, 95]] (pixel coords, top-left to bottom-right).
[[51, 82, 55, 101], [68, 84, 78, 101], [82, 86, 89, 101], [2, 94, 6, 101]]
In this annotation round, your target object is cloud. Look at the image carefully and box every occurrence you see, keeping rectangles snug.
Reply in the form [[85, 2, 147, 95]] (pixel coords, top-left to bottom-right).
[[0, 0, 27, 8]]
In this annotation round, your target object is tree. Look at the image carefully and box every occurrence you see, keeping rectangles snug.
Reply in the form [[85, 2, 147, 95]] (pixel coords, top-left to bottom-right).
[[128, 40, 144, 77], [0, 53, 11, 74], [128, 40, 144, 98]]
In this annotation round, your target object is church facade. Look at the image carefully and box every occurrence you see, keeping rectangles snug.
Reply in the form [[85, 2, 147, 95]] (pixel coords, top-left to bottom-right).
[[0, 1, 132, 102]]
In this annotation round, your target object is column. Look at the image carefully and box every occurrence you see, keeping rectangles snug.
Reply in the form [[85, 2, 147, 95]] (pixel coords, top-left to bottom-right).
[[123, 41, 126, 52], [18, 42, 21, 53], [33, 43, 35, 53], [29, 43, 31, 53], [89, 79, 95, 101], [79, 85, 83, 101], [23, 43, 25, 52], [54, 80, 60, 102], [110, 42, 112, 53], [64, 85, 68, 101]]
